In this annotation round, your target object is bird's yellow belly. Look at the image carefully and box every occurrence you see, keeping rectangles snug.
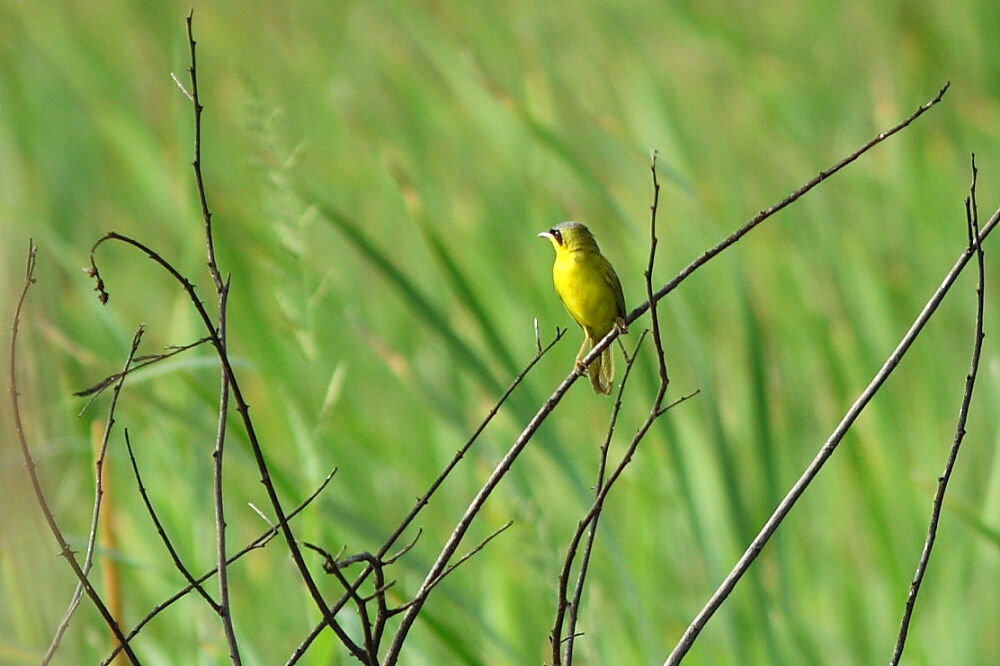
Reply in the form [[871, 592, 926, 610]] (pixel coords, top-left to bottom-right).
[[553, 256, 619, 336]]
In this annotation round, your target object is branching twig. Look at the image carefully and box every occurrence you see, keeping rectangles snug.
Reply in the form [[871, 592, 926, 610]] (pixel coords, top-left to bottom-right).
[[556, 146, 676, 666], [286, 330, 564, 664], [383, 84, 951, 666], [50, 325, 144, 662], [393, 520, 514, 614], [645, 150, 669, 385], [74, 336, 211, 401], [8, 242, 142, 665], [185, 10, 224, 295], [102, 468, 337, 665], [890, 155, 987, 665], [124, 429, 220, 611], [87, 231, 366, 661], [663, 204, 1000, 665], [552, 331, 647, 665], [303, 543, 379, 662], [181, 13, 241, 663]]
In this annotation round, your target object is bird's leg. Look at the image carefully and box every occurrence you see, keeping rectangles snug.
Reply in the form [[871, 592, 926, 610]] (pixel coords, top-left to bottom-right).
[[615, 317, 628, 335], [575, 335, 591, 375]]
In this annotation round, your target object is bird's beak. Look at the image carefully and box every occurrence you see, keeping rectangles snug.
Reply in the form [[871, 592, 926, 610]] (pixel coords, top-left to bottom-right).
[[537, 231, 553, 240]]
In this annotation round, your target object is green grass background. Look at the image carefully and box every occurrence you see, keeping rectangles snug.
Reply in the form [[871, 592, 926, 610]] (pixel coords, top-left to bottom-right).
[[2, 1, 998, 664]]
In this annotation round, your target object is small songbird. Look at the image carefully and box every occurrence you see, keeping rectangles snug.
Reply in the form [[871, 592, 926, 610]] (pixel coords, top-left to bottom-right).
[[539, 221, 627, 395]]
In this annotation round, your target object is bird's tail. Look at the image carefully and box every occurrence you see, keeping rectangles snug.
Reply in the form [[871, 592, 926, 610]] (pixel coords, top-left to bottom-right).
[[588, 344, 614, 395]]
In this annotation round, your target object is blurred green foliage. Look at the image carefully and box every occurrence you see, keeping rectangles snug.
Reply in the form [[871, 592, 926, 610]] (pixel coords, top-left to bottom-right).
[[1, 1, 998, 664]]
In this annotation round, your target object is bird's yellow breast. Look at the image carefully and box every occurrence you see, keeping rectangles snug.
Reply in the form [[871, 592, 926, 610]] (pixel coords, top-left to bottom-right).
[[553, 249, 621, 337]]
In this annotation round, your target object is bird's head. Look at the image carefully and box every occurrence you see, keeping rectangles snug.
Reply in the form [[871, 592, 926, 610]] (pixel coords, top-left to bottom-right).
[[537, 221, 599, 254]]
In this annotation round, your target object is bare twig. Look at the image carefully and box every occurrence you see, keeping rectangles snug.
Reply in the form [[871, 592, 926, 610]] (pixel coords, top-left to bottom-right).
[[185, 10, 224, 294], [9, 242, 142, 665], [49, 326, 144, 662], [890, 155, 987, 665], [552, 331, 648, 665], [582, 84, 952, 385], [102, 468, 337, 665], [663, 204, 1000, 665], [303, 543, 379, 662], [211, 276, 238, 662], [394, 520, 514, 613], [181, 14, 240, 662], [124, 429, 220, 610], [645, 150, 669, 385], [74, 336, 211, 401]]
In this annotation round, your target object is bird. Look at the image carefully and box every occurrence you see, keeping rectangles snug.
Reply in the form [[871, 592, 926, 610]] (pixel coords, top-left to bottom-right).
[[538, 221, 627, 395]]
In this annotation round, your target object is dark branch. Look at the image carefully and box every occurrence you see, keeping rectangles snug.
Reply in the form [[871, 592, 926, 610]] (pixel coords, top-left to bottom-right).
[[890, 155, 987, 665]]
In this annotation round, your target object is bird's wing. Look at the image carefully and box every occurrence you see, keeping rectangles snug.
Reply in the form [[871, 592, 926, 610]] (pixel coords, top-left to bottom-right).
[[603, 260, 627, 319]]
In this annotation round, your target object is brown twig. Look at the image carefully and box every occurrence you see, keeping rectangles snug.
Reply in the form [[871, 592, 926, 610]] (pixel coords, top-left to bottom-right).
[[185, 10, 224, 295], [303, 543, 379, 663], [8, 242, 142, 665], [551, 331, 647, 665], [383, 84, 951, 666], [102, 467, 337, 665], [645, 150, 670, 385], [663, 203, 1000, 665], [180, 14, 240, 663], [393, 520, 514, 613], [582, 83, 952, 384], [49, 325, 144, 662], [890, 155, 987, 665], [124, 429, 220, 610], [74, 336, 211, 401]]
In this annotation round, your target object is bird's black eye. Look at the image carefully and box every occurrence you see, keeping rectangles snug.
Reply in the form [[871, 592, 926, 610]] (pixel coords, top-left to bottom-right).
[[551, 229, 562, 244]]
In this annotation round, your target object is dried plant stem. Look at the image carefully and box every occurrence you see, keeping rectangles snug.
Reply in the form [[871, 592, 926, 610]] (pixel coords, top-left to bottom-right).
[[890, 156, 987, 665]]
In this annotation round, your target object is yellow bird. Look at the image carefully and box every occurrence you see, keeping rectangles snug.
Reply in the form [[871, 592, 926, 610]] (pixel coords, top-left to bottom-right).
[[539, 221, 627, 395]]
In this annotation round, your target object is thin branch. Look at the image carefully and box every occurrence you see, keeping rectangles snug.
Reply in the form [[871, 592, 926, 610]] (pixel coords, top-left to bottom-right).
[[74, 336, 211, 400], [382, 84, 950, 665], [50, 325, 144, 662], [890, 154, 987, 665], [182, 14, 239, 661], [124, 429, 220, 611], [645, 150, 669, 385], [285, 330, 565, 664], [663, 204, 1000, 666], [185, 10, 224, 294], [8, 242, 142, 665], [102, 467, 336, 665], [552, 332, 648, 665], [303, 543, 379, 664], [379, 327, 565, 559], [212, 276, 238, 662], [581, 84, 952, 383], [393, 520, 514, 615]]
